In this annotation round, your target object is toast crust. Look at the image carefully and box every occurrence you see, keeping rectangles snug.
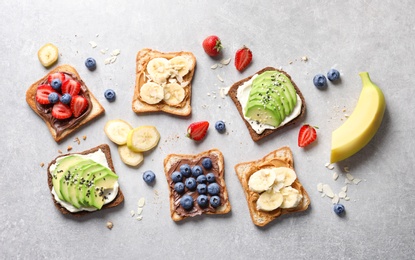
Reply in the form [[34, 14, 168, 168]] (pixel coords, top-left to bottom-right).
[[132, 48, 196, 116], [163, 149, 231, 221], [228, 67, 306, 142], [235, 146, 310, 226], [47, 144, 124, 216], [26, 65, 105, 143]]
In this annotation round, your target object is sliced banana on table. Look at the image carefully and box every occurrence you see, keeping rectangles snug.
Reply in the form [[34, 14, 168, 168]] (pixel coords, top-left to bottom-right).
[[127, 125, 160, 152], [280, 187, 303, 208], [163, 83, 185, 105], [38, 43, 59, 67], [118, 145, 144, 167], [256, 190, 283, 211], [104, 119, 133, 145], [146, 58, 170, 84], [169, 56, 189, 77], [248, 169, 276, 193], [140, 82, 164, 104]]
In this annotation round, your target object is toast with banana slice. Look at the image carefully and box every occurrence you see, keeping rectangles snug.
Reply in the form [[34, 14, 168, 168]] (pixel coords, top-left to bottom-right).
[[235, 146, 310, 226], [132, 48, 196, 116], [26, 64, 105, 142]]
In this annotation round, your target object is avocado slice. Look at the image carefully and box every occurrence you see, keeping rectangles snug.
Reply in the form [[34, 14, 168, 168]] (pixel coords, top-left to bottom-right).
[[51, 155, 85, 200], [275, 72, 297, 103], [244, 99, 282, 127], [79, 164, 108, 206], [88, 173, 118, 210]]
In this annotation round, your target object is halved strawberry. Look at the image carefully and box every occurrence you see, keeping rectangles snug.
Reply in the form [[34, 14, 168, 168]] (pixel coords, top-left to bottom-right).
[[186, 121, 209, 141], [62, 79, 81, 96], [234, 46, 252, 72], [51, 102, 72, 119], [36, 84, 55, 104], [70, 95, 89, 118], [47, 72, 65, 84], [298, 124, 317, 147]]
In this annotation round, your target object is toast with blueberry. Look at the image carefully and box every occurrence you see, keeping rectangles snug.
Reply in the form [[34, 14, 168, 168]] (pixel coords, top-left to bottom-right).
[[235, 146, 310, 226], [132, 48, 196, 117], [163, 149, 231, 221], [26, 64, 105, 142]]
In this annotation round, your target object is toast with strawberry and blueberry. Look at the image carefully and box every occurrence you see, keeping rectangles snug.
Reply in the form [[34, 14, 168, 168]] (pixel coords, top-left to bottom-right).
[[26, 65, 104, 142]]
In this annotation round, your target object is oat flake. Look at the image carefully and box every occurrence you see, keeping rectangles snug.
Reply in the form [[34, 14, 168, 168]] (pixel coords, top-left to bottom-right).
[[322, 184, 335, 198], [333, 172, 339, 181], [317, 183, 323, 192], [138, 198, 145, 208]]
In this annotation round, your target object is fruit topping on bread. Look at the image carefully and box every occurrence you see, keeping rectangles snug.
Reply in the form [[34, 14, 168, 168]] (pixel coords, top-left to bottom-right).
[[47, 144, 124, 216], [235, 146, 310, 226], [26, 65, 104, 142], [132, 48, 196, 116], [228, 67, 306, 142], [163, 149, 231, 221]]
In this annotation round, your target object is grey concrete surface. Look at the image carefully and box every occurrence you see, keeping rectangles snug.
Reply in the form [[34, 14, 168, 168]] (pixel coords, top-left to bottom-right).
[[1, 1, 414, 259]]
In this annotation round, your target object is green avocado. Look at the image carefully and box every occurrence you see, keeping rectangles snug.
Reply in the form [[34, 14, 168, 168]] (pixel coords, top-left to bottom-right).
[[88, 173, 118, 210], [51, 155, 85, 200], [245, 99, 282, 126]]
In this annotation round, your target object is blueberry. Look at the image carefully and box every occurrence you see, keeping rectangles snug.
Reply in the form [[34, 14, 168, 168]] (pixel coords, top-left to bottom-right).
[[327, 69, 340, 81], [85, 57, 96, 71], [185, 177, 197, 191], [196, 175, 207, 184], [191, 165, 203, 178], [60, 93, 72, 104], [180, 164, 191, 177], [197, 195, 209, 208], [197, 184, 207, 194], [50, 79, 62, 91], [174, 182, 185, 194], [207, 183, 220, 195], [142, 170, 156, 184], [180, 195, 194, 210], [313, 74, 327, 89], [206, 173, 216, 183], [171, 171, 182, 183], [48, 92, 59, 104], [104, 89, 116, 102], [201, 158, 213, 170], [210, 195, 221, 208], [333, 203, 345, 215], [215, 120, 226, 133]]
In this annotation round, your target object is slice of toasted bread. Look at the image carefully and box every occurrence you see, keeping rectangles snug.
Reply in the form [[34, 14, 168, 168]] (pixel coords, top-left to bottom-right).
[[163, 149, 231, 221], [235, 146, 310, 226], [132, 48, 196, 117], [47, 144, 124, 216], [228, 67, 306, 142], [26, 64, 105, 143]]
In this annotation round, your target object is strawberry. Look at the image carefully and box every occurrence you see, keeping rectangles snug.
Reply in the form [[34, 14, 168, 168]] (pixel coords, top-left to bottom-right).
[[298, 124, 318, 147], [47, 72, 65, 84], [51, 102, 72, 119], [36, 84, 55, 104], [186, 121, 209, 141], [202, 35, 222, 57], [62, 79, 81, 96], [70, 95, 89, 118], [234, 46, 252, 72]]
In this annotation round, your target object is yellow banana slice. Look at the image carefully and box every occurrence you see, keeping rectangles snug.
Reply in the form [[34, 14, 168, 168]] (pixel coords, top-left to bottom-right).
[[127, 126, 160, 152], [118, 145, 144, 167], [140, 82, 164, 104], [104, 119, 133, 145], [248, 169, 276, 193], [146, 58, 170, 84], [256, 190, 283, 211], [169, 56, 189, 77], [274, 167, 297, 187], [38, 43, 59, 67], [163, 83, 185, 105], [280, 187, 303, 208]]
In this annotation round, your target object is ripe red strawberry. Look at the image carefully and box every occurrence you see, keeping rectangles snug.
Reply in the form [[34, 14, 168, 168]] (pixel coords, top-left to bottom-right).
[[187, 121, 209, 141], [36, 84, 55, 104], [234, 46, 252, 72], [202, 35, 222, 57], [62, 79, 81, 96], [51, 102, 72, 119], [298, 124, 318, 147], [70, 95, 89, 118], [47, 72, 65, 84]]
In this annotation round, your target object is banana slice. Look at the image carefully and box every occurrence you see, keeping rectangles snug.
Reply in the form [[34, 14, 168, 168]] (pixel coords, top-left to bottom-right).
[[127, 125, 160, 152], [146, 58, 170, 84], [169, 56, 189, 77], [274, 167, 297, 187], [140, 82, 164, 104], [118, 145, 144, 167], [38, 43, 59, 67], [280, 187, 303, 208], [248, 169, 276, 193], [256, 190, 283, 211], [163, 83, 185, 105], [104, 119, 133, 145]]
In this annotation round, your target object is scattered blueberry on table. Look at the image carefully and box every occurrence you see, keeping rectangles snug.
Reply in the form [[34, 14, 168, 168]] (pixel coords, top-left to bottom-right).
[[327, 69, 340, 81], [142, 170, 156, 184], [104, 89, 116, 102], [85, 57, 97, 71], [313, 74, 327, 89]]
